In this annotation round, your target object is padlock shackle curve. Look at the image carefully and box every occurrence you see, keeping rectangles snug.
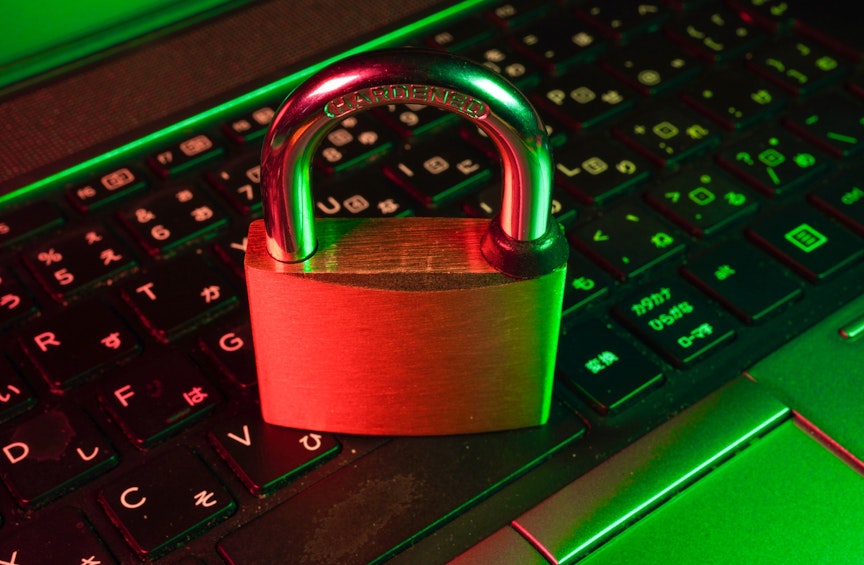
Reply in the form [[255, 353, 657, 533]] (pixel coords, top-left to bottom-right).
[[261, 49, 561, 268]]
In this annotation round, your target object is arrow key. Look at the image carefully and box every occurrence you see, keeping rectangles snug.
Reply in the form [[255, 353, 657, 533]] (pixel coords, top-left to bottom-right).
[[209, 413, 339, 495]]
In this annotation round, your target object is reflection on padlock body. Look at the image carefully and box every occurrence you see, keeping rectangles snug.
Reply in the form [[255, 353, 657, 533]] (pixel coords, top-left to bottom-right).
[[246, 218, 565, 435], [246, 49, 569, 435]]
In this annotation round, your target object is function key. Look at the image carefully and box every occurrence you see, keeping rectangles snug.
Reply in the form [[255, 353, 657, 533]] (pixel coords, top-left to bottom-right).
[[681, 69, 786, 130], [485, 0, 553, 29], [575, 2, 668, 40], [532, 66, 635, 130], [120, 253, 237, 343], [0, 267, 38, 329], [601, 36, 700, 95], [119, 183, 228, 256], [147, 133, 224, 178], [682, 240, 802, 323], [716, 128, 829, 195], [383, 131, 494, 210], [508, 16, 605, 75], [98, 447, 235, 558], [67, 166, 147, 212], [23, 225, 137, 302], [0, 507, 116, 565], [424, 16, 494, 52], [207, 154, 262, 215], [209, 413, 339, 495], [613, 105, 719, 168], [644, 169, 759, 237], [666, 5, 764, 62], [746, 37, 848, 95], [0, 407, 118, 508], [0, 201, 64, 249], [18, 299, 140, 390], [746, 202, 864, 282], [553, 137, 651, 205], [557, 320, 664, 415], [99, 352, 222, 447], [809, 168, 864, 236], [783, 93, 864, 157], [570, 202, 686, 280], [612, 279, 736, 367], [223, 106, 275, 144]]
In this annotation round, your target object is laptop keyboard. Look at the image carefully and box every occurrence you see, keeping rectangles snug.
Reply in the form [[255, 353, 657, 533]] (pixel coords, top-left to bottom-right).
[[1, 0, 863, 562]]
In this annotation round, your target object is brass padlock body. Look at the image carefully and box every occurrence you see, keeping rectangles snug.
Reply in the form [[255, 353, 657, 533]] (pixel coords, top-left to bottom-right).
[[246, 217, 565, 435]]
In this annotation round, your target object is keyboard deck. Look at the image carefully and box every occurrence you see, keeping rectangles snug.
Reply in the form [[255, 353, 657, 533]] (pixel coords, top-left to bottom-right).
[[0, 1, 863, 562]]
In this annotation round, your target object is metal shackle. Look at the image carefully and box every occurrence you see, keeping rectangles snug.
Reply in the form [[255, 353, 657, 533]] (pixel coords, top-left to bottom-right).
[[260, 49, 564, 275]]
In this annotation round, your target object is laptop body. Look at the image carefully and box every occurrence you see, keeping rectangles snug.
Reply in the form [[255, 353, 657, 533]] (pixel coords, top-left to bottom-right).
[[1, 0, 863, 562]]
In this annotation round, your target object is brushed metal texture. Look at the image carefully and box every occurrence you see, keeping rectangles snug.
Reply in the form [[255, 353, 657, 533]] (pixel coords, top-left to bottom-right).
[[245, 218, 566, 435]]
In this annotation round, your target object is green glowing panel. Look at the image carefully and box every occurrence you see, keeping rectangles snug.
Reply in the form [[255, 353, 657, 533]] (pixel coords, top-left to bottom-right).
[[512, 376, 789, 563], [580, 420, 864, 564]]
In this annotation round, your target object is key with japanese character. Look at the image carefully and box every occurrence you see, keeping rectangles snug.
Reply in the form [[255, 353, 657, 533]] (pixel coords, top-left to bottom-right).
[[18, 298, 140, 390], [120, 253, 238, 342]]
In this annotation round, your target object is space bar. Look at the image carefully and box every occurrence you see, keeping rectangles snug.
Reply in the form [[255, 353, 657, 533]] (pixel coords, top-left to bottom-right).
[[217, 400, 586, 564]]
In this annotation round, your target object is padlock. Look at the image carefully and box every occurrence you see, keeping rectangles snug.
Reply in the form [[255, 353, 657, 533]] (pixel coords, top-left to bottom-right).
[[245, 49, 569, 436]]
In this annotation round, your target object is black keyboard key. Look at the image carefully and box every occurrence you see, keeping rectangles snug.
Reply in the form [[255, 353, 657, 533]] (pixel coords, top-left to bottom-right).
[[557, 320, 664, 415], [784, 93, 864, 157], [601, 36, 700, 96], [217, 402, 585, 564], [0, 408, 118, 507], [424, 16, 494, 52], [532, 67, 635, 130], [644, 169, 759, 237], [747, 37, 848, 95], [315, 113, 394, 173], [666, 5, 763, 62], [99, 351, 221, 447], [809, 168, 864, 236], [509, 16, 605, 74], [0, 201, 64, 248], [463, 42, 539, 88], [383, 132, 494, 209], [147, 133, 225, 178], [376, 104, 455, 138], [207, 154, 262, 215], [746, 202, 864, 282], [613, 106, 720, 167], [553, 137, 651, 205], [681, 69, 786, 130], [199, 320, 257, 388], [98, 447, 235, 559], [485, 0, 552, 29], [0, 507, 117, 564], [314, 169, 415, 218], [212, 222, 252, 279], [23, 225, 137, 302], [570, 203, 686, 280], [223, 106, 275, 144], [67, 166, 147, 212], [464, 184, 578, 229], [575, 2, 668, 40], [682, 241, 802, 324], [726, 0, 794, 32], [19, 299, 140, 390], [717, 128, 829, 195], [209, 413, 339, 495], [0, 356, 35, 422], [562, 257, 612, 315], [0, 267, 38, 328], [120, 183, 229, 256], [120, 253, 237, 342], [613, 279, 736, 367]]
